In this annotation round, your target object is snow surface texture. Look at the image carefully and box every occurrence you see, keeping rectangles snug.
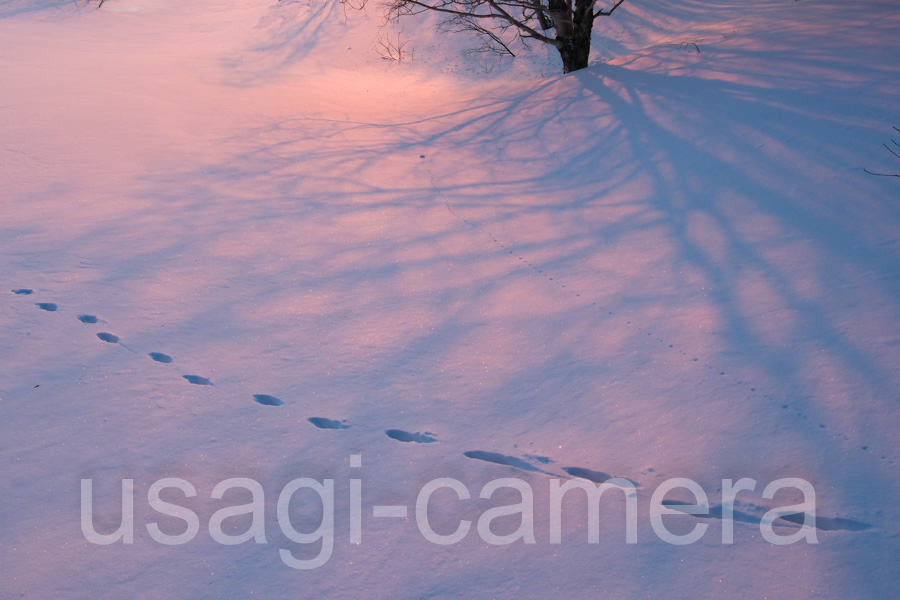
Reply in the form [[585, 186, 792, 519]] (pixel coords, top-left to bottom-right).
[[1, 0, 899, 598]]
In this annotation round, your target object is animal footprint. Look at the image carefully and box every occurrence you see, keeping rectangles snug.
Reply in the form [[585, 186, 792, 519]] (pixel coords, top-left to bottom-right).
[[662, 500, 758, 524], [253, 394, 283, 406], [36, 303, 57, 312], [563, 466, 611, 483], [309, 417, 349, 429], [148, 352, 173, 363], [463, 450, 545, 473], [662, 500, 872, 532], [524, 454, 552, 464], [96, 332, 119, 343], [776, 512, 872, 532], [183, 375, 213, 386], [12, 289, 33, 295], [564, 466, 640, 487], [386, 429, 437, 443], [78, 315, 99, 324]]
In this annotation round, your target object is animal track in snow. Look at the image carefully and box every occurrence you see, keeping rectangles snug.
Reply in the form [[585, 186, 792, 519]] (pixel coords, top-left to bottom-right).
[[662, 499, 760, 525], [463, 450, 546, 473], [662, 500, 872, 532], [18, 279, 893, 466], [253, 394, 283, 406], [776, 512, 872, 532], [525, 454, 552, 464], [95, 332, 138, 354], [386, 429, 437, 443], [564, 466, 641, 487], [309, 417, 349, 429], [563, 466, 612, 483]]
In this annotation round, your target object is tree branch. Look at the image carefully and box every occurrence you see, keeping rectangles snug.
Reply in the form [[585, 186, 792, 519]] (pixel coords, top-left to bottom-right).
[[593, 0, 625, 20], [484, 0, 558, 44], [886, 140, 900, 160], [864, 125, 900, 177], [863, 168, 900, 177]]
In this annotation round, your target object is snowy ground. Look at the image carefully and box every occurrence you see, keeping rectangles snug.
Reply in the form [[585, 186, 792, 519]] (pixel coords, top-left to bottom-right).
[[1, 0, 899, 598]]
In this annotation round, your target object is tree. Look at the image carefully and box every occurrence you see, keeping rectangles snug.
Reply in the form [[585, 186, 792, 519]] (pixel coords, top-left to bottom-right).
[[375, 0, 626, 74]]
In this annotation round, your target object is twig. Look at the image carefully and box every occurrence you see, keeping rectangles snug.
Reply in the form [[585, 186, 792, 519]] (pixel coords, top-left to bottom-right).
[[863, 168, 900, 178], [864, 125, 900, 177]]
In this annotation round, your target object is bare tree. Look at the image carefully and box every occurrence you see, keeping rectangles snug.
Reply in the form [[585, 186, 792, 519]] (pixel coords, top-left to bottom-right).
[[374, 0, 626, 74]]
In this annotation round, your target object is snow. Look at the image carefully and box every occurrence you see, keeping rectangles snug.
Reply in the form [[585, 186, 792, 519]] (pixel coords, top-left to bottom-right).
[[1, 0, 899, 597]]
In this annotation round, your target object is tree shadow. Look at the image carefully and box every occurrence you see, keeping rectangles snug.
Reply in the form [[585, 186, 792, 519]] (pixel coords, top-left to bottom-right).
[[220, 0, 369, 87], [0, 0, 90, 19], [3, 1, 899, 596]]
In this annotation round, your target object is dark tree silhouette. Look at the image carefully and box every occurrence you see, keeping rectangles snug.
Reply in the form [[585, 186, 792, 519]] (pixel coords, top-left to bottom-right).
[[378, 0, 626, 74]]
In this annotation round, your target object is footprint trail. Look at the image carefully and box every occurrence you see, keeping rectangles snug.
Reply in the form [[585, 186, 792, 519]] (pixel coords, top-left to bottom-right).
[[9, 280, 890, 532]]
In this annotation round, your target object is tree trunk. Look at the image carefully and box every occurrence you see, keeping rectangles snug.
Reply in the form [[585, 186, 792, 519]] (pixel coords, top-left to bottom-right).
[[553, 0, 595, 73]]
